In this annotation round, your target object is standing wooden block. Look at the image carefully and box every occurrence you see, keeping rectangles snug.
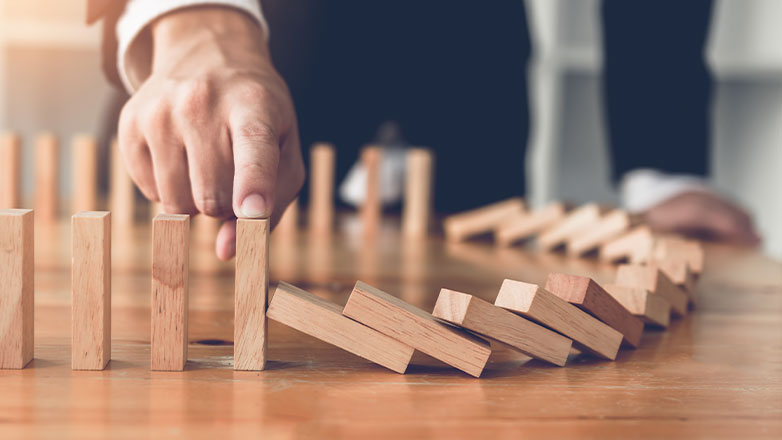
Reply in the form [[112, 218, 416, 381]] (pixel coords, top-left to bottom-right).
[[433, 288, 572, 366], [71, 135, 98, 213], [544, 273, 644, 348], [0, 209, 34, 369], [567, 209, 634, 256], [268, 282, 414, 374], [614, 264, 688, 317], [343, 281, 491, 377], [443, 198, 525, 243], [34, 133, 60, 223], [274, 198, 299, 238], [0, 132, 21, 209], [538, 203, 606, 251], [603, 284, 670, 328], [72, 211, 111, 370], [151, 214, 190, 371], [234, 218, 269, 371], [402, 148, 434, 239], [360, 146, 382, 236], [495, 202, 566, 246], [494, 280, 622, 360], [600, 225, 654, 263], [110, 138, 135, 229], [308, 143, 335, 234]]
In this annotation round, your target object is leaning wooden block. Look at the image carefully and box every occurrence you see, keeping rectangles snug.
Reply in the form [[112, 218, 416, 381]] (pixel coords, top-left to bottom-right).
[[343, 281, 491, 377], [545, 273, 644, 348], [495, 202, 566, 247], [600, 225, 654, 263], [603, 284, 670, 328], [72, 212, 111, 370], [0, 132, 21, 209], [655, 259, 698, 303], [567, 209, 635, 256], [433, 288, 571, 366], [268, 282, 415, 374], [0, 209, 34, 369], [538, 203, 607, 251], [653, 238, 704, 274], [494, 280, 622, 360], [443, 198, 525, 242], [614, 264, 688, 317], [151, 214, 190, 371], [234, 218, 270, 371]]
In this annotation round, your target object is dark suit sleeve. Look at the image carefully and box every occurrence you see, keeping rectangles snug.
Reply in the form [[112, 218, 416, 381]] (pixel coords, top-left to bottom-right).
[[86, 0, 129, 89], [602, 0, 714, 181]]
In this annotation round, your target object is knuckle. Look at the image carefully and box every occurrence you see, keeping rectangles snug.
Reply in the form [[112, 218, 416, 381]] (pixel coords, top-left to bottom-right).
[[194, 194, 228, 217], [176, 77, 213, 121], [140, 99, 172, 134], [162, 201, 197, 216], [234, 122, 278, 147]]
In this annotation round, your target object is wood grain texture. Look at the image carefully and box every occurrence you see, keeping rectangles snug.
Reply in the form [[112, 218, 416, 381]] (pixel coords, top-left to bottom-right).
[[443, 198, 525, 242], [308, 143, 335, 234], [538, 203, 606, 251], [34, 133, 59, 223], [343, 281, 491, 377], [360, 146, 382, 237], [109, 138, 135, 229], [234, 218, 269, 371], [600, 225, 654, 263], [0, 209, 34, 369], [268, 281, 415, 374], [71, 135, 98, 214], [653, 238, 705, 274], [567, 209, 633, 256], [494, 280, 622, 360], [603, 284, 671, 328], [545, 273, 644, 348], [71, 211, 111, 370], [0, 132, 21, 209], [615, 264, 688, 317], [495, 202, 566, 247], [433, 288, 572, 366], [151, 214, 189, 371], [402, 148, 434, 239]]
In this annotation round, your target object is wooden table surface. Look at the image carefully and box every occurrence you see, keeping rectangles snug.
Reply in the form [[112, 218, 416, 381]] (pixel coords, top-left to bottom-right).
[[2, 217, 781, 439]]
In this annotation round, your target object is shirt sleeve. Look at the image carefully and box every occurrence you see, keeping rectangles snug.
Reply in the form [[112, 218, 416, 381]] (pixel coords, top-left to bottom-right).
[[620, 168, 714, 213]]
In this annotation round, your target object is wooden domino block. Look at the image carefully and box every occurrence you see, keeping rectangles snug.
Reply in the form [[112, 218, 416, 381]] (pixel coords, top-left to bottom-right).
[[274, 198, 299, 238], [109, 138, 135, 229], [655, 258, 698, 302], [72, 211, 111, 370], [614, 264, 688, 317], [34, 133, 60, 223], [433, 288, 572, 366], [494, 280, 622, 360], [443, 198, 525, 243], [360, 145, 382, 236], [268, 282, 415, 374], [545, 273, 644, 348], [343, 281, 491, 377], [151, 214, 190, 371], [308, 143, 335, 234], [653, 237, 704, 274], [71, 135, 98, 213], [402, 148, 434, 239], [495, 202, 566, 247], [567, 209, 635, 256], [234, 218, 269, 371], [600, 225, 654, 263], [0, 132, 21, 209], [0, 209, 34, 369], [538, 203, 607, 251], [603, 284, 670, 328]]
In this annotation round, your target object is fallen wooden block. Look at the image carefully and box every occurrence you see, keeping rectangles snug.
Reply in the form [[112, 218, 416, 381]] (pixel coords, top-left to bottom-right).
[[567, 209, 635, 257], [600, 225, 654, 263], [603, 284, 670, 328], [494, 280, 622, 360], [614, 264, 688, 317], [308, 143, 335, 235], [360, 145, 382, 237], [402, 148, 434, 239], [538, 203, 607, 251], [0, 209, 34, 369], [72, 211, 111, 370], [234, 218, 270, 371], [443, 198, 525, 243], [545, 273, 644, 348], [34, 133, 59, 223], [653, 237, 704, 274], [655, 258, 698, 303], [495, 202, 566, 247], [343, 281, 491, 377], [268, 281, 415, 374], [71, 135, 98, 213], [0, 132, 21, 209], [433, 288, 572, 366]]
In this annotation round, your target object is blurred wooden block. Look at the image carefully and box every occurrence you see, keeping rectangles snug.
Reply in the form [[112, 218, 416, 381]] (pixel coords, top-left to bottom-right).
[[567, 210, 635, 256], [0, 132, 21, 209], [434, 288, 572, 366], [274, 198, 299, 238], [545, 273, 644, 348], [653, 238, 705, 274], [614, 264, 688, 317], [402, 148, 434, 239], [600, 225, 654, 263], [34, 133, 60, 223], [234, 218, 269, 371], [0, 209, 34, 369], [151, 214, 190, 371], [443, 198, 525, 243], [538, 203, 607, 251], [72, 211, 111, 370], [109, 138, 135, 229], [360, 146, 382, 237], [603, 284, 670, 328], [343, 281, 491, 377], [495, 202, 566, 247], [495, 280, 622, 360], [308, 143, 335, 234], [71, 135, 98, 213], [268, 282, 415, 374]]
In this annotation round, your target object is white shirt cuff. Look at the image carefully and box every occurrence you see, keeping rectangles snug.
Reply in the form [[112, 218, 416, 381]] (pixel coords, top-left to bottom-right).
[[621, 169, 712, 213], [116, 0, 268, 93]]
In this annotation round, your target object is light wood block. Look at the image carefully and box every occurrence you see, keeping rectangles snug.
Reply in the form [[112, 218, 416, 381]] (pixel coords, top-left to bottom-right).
[[653, 238, 705, 274], [545, 273, 644, 348], [567, 209, 634, 256], [308, 143, 335, 234], [495, 202, 566, 247], [603, 284, 670, 328], [268, 281, 415, 374], [151, 214, 190, 371], [0, 132, 21, 209], [538, 203, 606, 251], [110, 138, 135, 229], [433, 288, 572, 366], [495, 280, 622, 360], [34, 133, 59, 223], [0, 209, 34, 369], [72, 211, 111, 370], [402, 148, 434, 239], [71, 135, 98, 213], [274, 198, 299, 238], [655, 259, 698, 303], [614, 264, 688, 317], [343, 281, 491, 377], [234, 218, 269, 371], [443, 198, 525, 243], [600, 225, 654, 263], [360, 145, 382, 236]]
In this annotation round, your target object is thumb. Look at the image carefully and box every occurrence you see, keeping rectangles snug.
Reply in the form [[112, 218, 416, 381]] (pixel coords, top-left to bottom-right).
[[230, 115, 280, 219]]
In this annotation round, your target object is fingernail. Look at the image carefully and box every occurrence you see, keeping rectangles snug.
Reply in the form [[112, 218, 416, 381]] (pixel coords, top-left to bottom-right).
[[239, 193, 268, 218]]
